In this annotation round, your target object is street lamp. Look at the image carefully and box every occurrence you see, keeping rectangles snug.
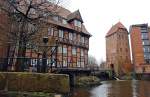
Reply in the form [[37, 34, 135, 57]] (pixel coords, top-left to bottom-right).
[[41, 37, 48, 73]]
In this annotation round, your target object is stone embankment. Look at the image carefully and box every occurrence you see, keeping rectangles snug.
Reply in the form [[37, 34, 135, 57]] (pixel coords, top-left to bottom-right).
[[0, 72, 70, 94], [75, 76, 101, 87]]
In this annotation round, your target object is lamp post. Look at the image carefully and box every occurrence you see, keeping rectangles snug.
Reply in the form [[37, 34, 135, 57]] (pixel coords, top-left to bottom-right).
[[41, 37, 48, 73]]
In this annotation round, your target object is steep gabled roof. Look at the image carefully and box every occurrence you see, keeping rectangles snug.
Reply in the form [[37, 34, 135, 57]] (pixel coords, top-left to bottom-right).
[[67, 10, 83, 23], [56, 6, 71, 18], [106, 22, 127, 37], [46, 8, 91, 36]]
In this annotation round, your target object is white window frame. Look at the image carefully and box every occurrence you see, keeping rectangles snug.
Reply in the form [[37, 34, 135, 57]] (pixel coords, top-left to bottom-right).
[[81, 36, 84, 43], [63, 47, 67, 54], [73, 33, 76, 40], [53, 16, 58, 21], [72, 47, 76, 55], [63, 60, 67, 67], [81, 49, 84, 56], [59, 30, 64, 38], [69, 33, 73, 40], [81, 62, 84, 68], [58, 46, 62, 53], [48, 27, 53, 36], [77, 61, 80, 67], [74, 20, 81, 27], [62, 19, 67, 24]]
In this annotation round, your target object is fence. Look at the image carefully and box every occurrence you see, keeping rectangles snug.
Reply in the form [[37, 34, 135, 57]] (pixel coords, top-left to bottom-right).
[[0, 44, 57, 72]]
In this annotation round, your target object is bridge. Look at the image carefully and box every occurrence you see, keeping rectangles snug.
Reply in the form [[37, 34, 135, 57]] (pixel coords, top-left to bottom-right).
[[54, 67, 114, 86]]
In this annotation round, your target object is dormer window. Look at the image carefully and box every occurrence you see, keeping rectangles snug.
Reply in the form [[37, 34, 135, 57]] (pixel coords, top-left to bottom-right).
[[62, 19, 67, 24], [74, 20, 81, 27], [53, 16, 58, 21]]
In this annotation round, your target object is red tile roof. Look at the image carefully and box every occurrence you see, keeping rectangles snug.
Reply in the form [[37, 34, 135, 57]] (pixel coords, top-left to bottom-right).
[[106, 22, 127, 37]]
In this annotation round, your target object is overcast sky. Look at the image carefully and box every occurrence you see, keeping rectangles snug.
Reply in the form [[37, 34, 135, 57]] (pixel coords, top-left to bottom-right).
[[65, 0, 150, 63]]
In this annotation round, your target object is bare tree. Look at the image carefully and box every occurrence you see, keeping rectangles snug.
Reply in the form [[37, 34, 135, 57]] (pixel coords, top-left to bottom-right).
[[0, 0, 61, 71], [88, 55, 98, 70]]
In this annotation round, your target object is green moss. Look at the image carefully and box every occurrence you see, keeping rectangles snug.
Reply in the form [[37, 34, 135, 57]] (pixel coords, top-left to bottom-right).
[[0, 73, 5, 89], [2, 91, 55, 97], [59, 75, 70, 93], [0, 72, 70, 93], [76, 76, 101, 87]]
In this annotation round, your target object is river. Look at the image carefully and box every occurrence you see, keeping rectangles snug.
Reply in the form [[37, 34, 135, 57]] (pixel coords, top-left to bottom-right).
[[69, 80, 150, 97]]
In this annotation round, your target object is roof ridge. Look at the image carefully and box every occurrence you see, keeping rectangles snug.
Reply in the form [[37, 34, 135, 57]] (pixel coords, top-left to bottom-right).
[[106, 22, 127, 37]]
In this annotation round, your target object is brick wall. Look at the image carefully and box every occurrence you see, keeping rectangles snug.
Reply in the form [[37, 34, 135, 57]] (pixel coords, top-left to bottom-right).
[[130, 26, 144, 66]]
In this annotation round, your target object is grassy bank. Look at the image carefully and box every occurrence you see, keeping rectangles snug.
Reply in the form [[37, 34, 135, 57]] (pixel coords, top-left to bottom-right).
[[75, 76, 101, 87]]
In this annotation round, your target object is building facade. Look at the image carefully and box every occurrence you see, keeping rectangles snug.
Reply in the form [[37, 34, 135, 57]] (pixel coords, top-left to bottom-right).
[[130, 24, 150, 73], [0, 0, 11, 69], [106, 22, 131, 76], [0, 0, 91, 71], [45, 9, 91, 68]]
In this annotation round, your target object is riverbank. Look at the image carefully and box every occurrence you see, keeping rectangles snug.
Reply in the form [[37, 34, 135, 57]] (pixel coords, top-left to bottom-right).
[[75, 76, 101, 87]]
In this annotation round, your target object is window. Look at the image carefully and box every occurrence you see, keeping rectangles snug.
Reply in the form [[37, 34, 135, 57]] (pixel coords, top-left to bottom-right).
[[72, 47, 76, 55], [81, 62, 84, 67], [59, 30, 64, 38], [141, 33, 148, 39], [31, 59, 37, 66], [63, 60, 67, 67], [81, 49, 84, 56], [144, 54, 150, 59], [84, 37, 88, 44], [48, 27, 53, 36], [77, 61, 80, 67], [73, 33, 76, 40], [143, 46, 150, 52], [143, 40, 150, 45], [145, 59, 150, 64], [63, 47, 67, 54], [74, 20, 81, 27], [62, 19, 67, 24], [58, 46, 62, 53], [141, 27, 147, 33], [81, 36, 84, 43], [69, 33, 73, 40], [53, 16, 58, 21]]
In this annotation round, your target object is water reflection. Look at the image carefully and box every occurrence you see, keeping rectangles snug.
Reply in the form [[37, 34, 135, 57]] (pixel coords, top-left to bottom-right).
[[0, 80, 149, 97], [132, 80, 150, 97], [69, 88, 91, 97], [69, 80, 150, 97]]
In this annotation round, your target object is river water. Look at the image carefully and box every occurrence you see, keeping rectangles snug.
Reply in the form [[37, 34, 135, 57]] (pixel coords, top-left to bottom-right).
[[69, 80, 150, 97]]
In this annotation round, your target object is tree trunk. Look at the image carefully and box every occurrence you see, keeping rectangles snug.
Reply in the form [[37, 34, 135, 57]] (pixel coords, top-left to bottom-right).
[[15, 32, 27, 72], [41, 51, 47, 73]]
